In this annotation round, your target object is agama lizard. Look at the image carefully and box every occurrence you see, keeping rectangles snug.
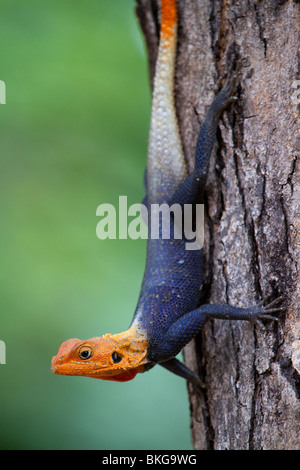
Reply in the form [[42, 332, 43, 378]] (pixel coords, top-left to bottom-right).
[[51, 0, 284, 388]]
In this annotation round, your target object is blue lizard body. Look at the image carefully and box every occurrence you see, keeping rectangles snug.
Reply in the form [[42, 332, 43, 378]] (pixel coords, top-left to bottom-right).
[[51, 0, 284, 386]]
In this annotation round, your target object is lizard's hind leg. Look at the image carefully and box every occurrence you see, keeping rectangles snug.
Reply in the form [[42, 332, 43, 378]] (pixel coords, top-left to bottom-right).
[[172, 67, 241, 206]]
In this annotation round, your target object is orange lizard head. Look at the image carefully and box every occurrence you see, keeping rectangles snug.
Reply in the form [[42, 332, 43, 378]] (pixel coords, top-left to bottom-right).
[[51, 327, 149, 382]]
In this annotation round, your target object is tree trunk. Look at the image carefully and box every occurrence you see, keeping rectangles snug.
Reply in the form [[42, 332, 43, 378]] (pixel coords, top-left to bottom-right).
[[136, 0, 300, 450]]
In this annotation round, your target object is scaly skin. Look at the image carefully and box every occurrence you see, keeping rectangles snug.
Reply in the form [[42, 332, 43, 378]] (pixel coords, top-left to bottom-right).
[[52, 327, 148, 382], [51, 0, 284, 387], [147, 0, 186, 203]]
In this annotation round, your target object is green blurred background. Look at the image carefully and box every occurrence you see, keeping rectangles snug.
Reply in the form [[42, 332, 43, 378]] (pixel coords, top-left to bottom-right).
[[0, 0, 192, 450]]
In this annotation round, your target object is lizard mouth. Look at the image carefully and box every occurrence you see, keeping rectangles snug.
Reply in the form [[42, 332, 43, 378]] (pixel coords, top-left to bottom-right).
[[51, 360, 141, 382], [97, 367, 142, 382], [51, 364, 62, 375], [50, 360, 74, 376]]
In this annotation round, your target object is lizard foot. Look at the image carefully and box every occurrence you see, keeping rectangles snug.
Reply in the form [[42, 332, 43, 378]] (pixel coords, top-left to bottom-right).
[[217, 59, 244, 109], [252, 294, 285, 329], [213, 60, 243, 117]]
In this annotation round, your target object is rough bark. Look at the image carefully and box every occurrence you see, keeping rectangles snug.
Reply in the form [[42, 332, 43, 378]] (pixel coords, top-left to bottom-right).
[[135, 0, 300, 450]]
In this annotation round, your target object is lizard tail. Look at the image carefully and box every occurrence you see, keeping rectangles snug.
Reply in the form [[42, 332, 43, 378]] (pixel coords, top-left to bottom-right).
[[146, 0, 187, 203], [160, 0, 177, 41]]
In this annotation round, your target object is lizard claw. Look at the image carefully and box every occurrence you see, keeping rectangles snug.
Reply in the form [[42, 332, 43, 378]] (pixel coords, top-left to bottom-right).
[[215, 60, 244, 113], [254, 295, 285, 329]]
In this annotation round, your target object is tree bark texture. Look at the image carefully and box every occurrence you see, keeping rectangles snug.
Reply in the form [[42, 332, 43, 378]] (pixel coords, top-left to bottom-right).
[[135, 0, 300, 450]]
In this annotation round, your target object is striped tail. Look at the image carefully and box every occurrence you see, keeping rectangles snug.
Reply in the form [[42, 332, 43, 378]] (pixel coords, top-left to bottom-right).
[[146, 0, 187, 204]]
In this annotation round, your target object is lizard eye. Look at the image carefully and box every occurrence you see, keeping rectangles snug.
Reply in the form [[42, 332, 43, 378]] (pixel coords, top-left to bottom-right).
[[112, 352, 122, 364], [78, 345, 93, 360]]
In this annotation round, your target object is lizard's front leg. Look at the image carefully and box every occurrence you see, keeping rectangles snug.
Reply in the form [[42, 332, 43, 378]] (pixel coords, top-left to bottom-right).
[[160, 357, 205, 389], [151, 296, 284, 364]]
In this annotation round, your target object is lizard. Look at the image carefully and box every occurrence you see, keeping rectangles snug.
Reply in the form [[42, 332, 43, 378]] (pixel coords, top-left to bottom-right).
[[51, 0, 284, 388]]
